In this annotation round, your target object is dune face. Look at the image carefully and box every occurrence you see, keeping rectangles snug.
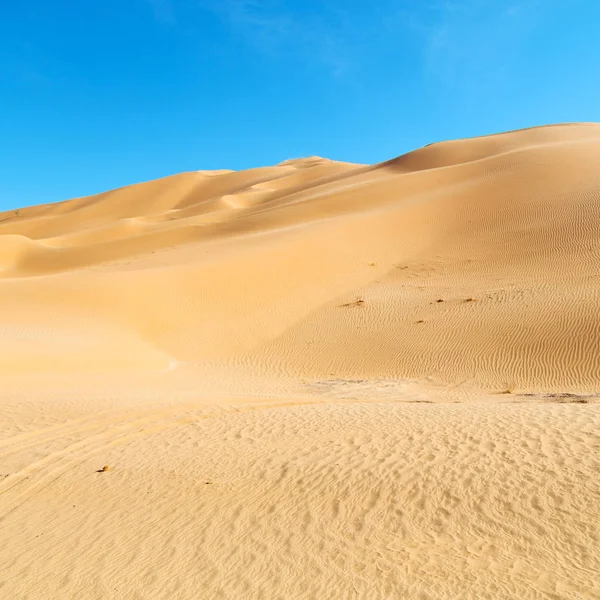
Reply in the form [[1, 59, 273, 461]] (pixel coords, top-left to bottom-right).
[[3, 124, 600, 389], [1, 124, 600, 599]]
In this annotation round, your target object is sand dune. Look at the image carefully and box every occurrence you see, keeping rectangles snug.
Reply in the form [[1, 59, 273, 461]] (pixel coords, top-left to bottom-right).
[[1, 124, 599, 598]]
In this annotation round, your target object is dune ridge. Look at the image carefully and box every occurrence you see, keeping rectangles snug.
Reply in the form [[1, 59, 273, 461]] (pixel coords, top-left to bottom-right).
[[1, 123, 599, 599], [1, 123, 600, 391]]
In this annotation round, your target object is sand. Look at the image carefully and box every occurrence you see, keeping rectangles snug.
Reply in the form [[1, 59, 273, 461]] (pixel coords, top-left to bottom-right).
[[1, 123, 599, 599]]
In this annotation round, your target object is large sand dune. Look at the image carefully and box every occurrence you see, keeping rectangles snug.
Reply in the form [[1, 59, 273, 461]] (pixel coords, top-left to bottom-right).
[[1, 124, 599, 598]]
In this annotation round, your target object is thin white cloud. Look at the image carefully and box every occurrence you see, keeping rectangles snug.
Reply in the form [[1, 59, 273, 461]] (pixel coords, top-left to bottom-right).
[[214, 0, 292, 53], [145, 0, 177, 25], [392, 0, 547, 92], [143, 0, 551, 84], [204, 0, 353, 75]]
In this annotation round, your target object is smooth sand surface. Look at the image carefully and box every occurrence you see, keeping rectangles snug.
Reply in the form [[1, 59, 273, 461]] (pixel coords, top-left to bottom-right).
[[1, 123, 599, 598]]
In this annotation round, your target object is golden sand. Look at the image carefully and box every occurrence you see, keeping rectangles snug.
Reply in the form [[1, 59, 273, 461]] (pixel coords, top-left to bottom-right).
[[1, 124, 599, 598]]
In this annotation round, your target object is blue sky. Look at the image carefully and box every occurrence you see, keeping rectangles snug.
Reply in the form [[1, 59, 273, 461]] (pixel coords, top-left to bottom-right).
[[1, 0, 599, 210]]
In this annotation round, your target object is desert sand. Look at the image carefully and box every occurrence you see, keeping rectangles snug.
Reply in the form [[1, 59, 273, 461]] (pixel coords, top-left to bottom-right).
[[1, 123, 599, 599]]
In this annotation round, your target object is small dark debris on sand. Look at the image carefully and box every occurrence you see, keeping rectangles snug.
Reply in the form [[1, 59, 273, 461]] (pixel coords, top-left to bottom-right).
[[340, 297, 365, 308], [519, 392, 593, 404], [545, 393, 590, 404]]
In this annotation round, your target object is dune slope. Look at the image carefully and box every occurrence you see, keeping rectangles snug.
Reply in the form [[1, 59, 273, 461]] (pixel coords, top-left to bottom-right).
[[1, 124, 599, 599], [2, 124, 600, 389]]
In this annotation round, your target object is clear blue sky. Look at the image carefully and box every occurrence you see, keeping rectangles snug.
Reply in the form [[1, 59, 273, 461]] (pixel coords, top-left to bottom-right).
[[1, 1, 599, 210]]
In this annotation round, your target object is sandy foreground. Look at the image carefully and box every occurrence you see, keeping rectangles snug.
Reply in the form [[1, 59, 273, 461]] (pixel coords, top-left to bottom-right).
[[1, 124, 599, 598]]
